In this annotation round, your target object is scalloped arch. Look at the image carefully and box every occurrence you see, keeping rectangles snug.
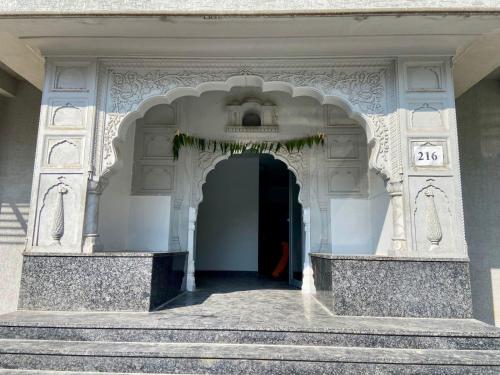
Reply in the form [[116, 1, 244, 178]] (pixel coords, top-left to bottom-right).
[[194, 151, 305, 210], [102, 75, 382, 178]]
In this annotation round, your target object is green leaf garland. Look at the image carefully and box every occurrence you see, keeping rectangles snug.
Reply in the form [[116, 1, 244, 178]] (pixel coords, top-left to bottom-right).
[[172, 131, 325, 160]]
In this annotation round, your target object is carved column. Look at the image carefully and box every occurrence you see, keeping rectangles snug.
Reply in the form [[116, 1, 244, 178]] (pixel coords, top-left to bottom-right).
[[301, 207, 316, 294], [185, 206, 197, 291], [387, 178, 407, 256], [82, 177, 108, 253]]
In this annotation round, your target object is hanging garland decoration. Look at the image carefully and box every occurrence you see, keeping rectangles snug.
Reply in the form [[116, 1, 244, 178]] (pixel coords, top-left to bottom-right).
[[172, 131, 326, 160]]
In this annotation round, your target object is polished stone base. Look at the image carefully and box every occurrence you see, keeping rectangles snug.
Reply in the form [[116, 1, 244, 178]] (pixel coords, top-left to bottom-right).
[[18, 252, 187, 312], [311, 254, 473, 318], [2, 275, 498, 374]]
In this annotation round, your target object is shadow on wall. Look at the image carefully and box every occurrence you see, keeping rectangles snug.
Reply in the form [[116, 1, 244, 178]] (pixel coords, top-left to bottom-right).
[[0, 201, 29, 246], [456, 78, 500, 326]]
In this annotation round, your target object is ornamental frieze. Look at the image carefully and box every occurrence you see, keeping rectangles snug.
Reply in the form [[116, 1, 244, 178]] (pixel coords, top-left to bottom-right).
[[96, 60, 396, 179]]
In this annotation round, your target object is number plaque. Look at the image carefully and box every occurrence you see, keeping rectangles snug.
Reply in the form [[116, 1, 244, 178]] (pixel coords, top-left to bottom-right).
[[413, 145, 444, 167]]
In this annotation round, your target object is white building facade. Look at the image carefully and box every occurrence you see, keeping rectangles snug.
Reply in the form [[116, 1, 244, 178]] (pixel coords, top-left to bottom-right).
[[0, 1, 499, 326]]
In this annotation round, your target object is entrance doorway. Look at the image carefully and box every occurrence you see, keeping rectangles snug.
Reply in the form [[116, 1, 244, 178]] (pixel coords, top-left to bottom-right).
[[195, 153, 303, 288]]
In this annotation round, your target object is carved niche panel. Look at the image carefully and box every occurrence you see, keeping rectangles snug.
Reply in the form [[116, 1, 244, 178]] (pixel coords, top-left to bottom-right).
[[328, 167, 362, 194], [35, 175, 81, 247], [140, 165, 175, 192], [54, 66, 88, 91], [45, 138, 82, 168], [405, 63, 445, 92], [143, 132, 174, 158], [328, 134, 360, 160], [409, 102, 445, 130], [323, 126, 368, 197], [131, 104, 177, 195], [50, 100, 87, 129], [411, 177, 456, 255]]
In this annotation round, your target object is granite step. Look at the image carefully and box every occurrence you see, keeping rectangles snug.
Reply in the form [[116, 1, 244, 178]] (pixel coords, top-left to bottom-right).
[[1, 312, 499, 350], [0, 339, 499, 375], [2, 324, 500, 350]]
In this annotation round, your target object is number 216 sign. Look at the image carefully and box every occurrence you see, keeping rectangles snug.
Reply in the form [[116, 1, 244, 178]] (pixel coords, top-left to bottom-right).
[[413, 145, 444, 167]]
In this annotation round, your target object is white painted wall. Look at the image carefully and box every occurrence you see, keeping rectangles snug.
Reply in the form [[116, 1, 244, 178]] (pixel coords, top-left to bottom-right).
[[99, 122, 171, 251], [456, 79, 500, 326], [330, 167, 391, 255], [0, 81, 41, 314], [195, 155, 259, 271]]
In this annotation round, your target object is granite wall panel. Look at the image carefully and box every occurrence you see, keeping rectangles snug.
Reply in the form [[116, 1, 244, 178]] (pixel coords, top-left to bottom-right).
[[18, 252, 187, 311], [311, 254, 473, 318]]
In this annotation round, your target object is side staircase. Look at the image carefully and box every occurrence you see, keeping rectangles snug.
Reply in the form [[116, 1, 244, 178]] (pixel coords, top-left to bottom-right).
[[0, 310, 499, 374]]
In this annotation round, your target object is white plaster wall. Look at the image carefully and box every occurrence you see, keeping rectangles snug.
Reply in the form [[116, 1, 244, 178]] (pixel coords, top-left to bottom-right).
[[331, 198, 372, 254], [127, 196, 171, 251], [330, 170, 391, 255], [456, 79, 500, 326], [99, 123, 171, 251], [370, 170, 393, 255], [0, 81, 41, 314], [196, 155, 259, 271]]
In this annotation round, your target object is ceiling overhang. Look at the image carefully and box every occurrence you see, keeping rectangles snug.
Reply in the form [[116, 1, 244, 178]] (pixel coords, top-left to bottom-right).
[[1, 13, 500, 95]]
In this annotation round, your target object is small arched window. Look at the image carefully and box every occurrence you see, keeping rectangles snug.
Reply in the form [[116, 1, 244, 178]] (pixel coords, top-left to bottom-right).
[[242, 112, 261, 127]]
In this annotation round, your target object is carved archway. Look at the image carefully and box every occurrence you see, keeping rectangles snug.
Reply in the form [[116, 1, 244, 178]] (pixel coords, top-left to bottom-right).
[[94, 60, 397, 182], [189, 151, 313, 293], [90, 59, 405, 260], [192, 150, 308, 209]]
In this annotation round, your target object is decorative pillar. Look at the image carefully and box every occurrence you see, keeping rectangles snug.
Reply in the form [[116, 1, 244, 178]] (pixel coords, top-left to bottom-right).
[[387, 178, 407, 256], [25, 58, 98, 253], [82, 177, 108, 253], [301, 207, 316, 294], [185, 206, 197, 291]]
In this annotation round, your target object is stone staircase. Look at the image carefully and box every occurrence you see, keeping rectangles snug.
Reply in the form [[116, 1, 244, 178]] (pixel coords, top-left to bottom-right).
[[0, 311, 499, 374]]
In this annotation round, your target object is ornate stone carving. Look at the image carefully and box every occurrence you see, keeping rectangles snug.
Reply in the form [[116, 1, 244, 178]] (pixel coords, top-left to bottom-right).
[[411, 103, 443, 129], [97, 60, 394, 179], [425, 190, 443, 251], [52, 102, 84, 128], [50, 185, 68, 244], [413, 179, 453, 254], [46, 139, 81, 167], [54, 66, 88, 91]]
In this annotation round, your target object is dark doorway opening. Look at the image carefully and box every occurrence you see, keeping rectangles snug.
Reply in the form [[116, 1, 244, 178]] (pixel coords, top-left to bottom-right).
[[258, 155, 303, 286], [195, 153, 303, 288]]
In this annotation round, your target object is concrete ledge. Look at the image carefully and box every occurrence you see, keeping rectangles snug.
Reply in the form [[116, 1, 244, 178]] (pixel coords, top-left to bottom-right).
[[311, 253, 473, 318], [18, 252, 187, 312]]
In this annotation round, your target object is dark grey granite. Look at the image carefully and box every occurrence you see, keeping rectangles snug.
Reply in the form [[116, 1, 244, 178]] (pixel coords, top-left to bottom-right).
[[0, 340, 498, 374], [311, 253, 474, 318], [18, 252, 187, 312], [2, 276, 499, 349], [1, 325, 499, 350], [2, 275, 499, 374]]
